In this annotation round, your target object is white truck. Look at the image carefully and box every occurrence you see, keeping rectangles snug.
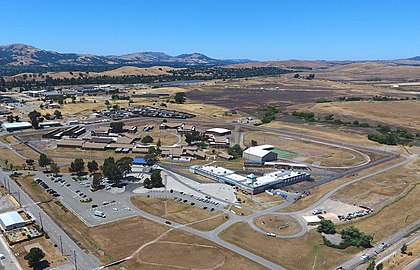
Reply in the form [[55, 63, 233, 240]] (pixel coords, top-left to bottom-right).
[[94, 210, 106, 218], [312, 208, 323, 215]]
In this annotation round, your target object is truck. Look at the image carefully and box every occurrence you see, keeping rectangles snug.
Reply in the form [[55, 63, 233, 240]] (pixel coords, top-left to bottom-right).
[[312, 208, 323, 215], [94, 210, 106, 218]]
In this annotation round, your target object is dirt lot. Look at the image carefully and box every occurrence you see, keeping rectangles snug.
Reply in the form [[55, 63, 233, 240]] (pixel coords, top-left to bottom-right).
[[125, 229, 266, 270], [254, 215, 302, 236], [219, 222, 359, 270], [309, 100, 420, 131], [382, 239, 420, 270], [13, 236, 68, 270], [131, 196, 228, 231]]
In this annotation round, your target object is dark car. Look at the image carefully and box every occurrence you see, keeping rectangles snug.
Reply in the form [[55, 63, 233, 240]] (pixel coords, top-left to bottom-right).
[[92, 204, 98, 208], [165, 221, 172, 225]]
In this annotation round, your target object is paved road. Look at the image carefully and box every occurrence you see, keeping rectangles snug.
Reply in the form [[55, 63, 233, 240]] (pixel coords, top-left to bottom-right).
[[0, 170, 101, 270], [0, 234, 22, 270]]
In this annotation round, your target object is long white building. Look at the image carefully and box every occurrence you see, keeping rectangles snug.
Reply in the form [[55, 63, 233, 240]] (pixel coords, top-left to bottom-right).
[[190, 165, 310, 194]]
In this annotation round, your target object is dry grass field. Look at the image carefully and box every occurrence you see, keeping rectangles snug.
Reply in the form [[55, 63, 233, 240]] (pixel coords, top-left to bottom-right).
[[125, 229, 267, 270], [219, 222, 359, 270], [243, 131, 368, 167], [235, 192, 284, 210], [278, 156, 407, 212], [131, 196, 228, 231], [336, 184, 420, 242], [382, 239, 420, 270], [254, 215, 302, 236], [331, 158, 420, 209], [309, 100, 420, 130]]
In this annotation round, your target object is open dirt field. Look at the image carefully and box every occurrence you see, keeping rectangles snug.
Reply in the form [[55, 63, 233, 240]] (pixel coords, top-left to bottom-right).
[[309, 100, 420, 130], [243, 131, 368, 167], [131, 196, 228, 231], [13, 237, 68, 270], [331, 158, 420, 209], [219, 222, 360, 270], [254, 214, 302, 236], [382, 239, 420, 270], [125, 229, 266, 270]]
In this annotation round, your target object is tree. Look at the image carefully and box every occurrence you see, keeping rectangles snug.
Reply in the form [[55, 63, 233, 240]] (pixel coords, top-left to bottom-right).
[[50, 162, 60, 176], [38, 154, 52, 170], [69, 158, 85, 175], [28, 110, 41, 129], [251, 140, 258, 147], [116, 157, 132, 177], [317, 220, 336, 234], [401, 243, 408, 253], [24, 247, 45, 267], [53, 110, 62, 119], [366, 260, 376, 270], [91, 173, 102, 190], [340, 226, 373, 248], [26, 159, 35, 170], [87, 160, 99, 174], [141, 135, 154, 144], [102, 157, 122, 185], [376, 263, 383, 270], [174, 92, 186, 104], [143, 177, 152, 189], [144, 147, 159, 165], [227, 144, 243, 159], [110, 122, 125, 133], [156, 138, 162, 148]]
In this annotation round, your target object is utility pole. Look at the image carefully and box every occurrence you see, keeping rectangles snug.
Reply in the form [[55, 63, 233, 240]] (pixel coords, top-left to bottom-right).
[[38, 212, 44, 231], [59, 235, 63, 255], [74, 250, 77, 270]]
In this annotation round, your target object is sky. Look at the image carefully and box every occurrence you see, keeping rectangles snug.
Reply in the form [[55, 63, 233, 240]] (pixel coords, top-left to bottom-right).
[[1, 0, 419, 61]]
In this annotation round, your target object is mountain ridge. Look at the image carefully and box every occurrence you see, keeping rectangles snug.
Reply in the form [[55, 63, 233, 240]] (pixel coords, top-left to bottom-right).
[[0, 43, 251, 75]]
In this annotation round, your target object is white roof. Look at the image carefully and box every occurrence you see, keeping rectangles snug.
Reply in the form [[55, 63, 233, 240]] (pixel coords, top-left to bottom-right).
[[2, 122, 32, 129], [244, 148, 271, 158], [205, 128, 231, 134], [303, 216, 321, 223], [194, 165, 234, 176], [0, 211, 25, 227]]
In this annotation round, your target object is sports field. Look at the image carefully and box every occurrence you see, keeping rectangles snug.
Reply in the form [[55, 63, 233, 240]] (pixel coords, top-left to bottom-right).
[[272, 148, 296, 158]]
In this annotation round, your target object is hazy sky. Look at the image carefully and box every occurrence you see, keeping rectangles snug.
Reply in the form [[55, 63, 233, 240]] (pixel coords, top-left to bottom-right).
[[1, 0, 419, 60]]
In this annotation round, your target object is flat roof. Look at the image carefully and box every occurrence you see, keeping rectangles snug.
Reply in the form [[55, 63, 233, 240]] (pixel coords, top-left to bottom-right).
[[0, 211, 25, 227], [2, 122, 32, 129], [193, 165, 235, 176], [205, 128, 231, 134]]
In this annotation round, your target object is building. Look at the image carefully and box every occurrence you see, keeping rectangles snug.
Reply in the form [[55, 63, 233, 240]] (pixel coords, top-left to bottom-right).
[[56, 139, 84, 148], [205, 128, 231, 137], [243, 145, 278, 164], [82, 142, 107, 150], [208, 136, 230, 148], [0, 211, 29, 231], [190, 165, 310, 194], [160, 122, 183, 130], [2, 122, 32, 132]]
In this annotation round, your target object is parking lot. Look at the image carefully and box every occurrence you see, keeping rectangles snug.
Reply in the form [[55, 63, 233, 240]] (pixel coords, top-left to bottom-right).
[[31, 172, 140, 226], [147, 190, 224, 212]]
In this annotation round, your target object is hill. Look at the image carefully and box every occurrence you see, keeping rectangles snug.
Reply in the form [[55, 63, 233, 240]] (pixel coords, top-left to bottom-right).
[[223, 60, 332, 70], [0, 43, 250, 75], [2, 65, 179, 82]]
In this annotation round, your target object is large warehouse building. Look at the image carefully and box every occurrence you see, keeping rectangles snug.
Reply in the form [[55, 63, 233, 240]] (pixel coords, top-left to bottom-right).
[[243, 145, 278, 164], [0, 211, 29, 231], [190, 165, 310, 194], [2, 122, 32, 132]]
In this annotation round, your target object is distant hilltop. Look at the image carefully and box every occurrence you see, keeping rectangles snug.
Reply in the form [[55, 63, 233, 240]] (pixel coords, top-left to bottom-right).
[[0, 43, 252, 75]]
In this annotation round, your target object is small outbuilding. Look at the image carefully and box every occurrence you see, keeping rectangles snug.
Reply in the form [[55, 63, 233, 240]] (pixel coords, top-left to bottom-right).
[[0, 211, 28, 231]]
